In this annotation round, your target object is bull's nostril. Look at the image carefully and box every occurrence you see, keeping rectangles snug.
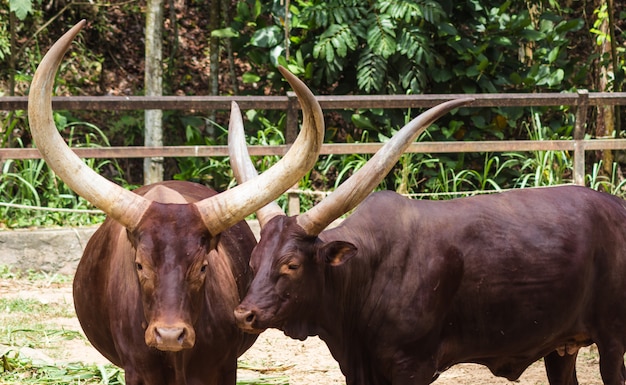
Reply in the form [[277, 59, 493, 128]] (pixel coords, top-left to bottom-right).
[[245, 313, 255, 324], [156, 327, 185, 345], [146, 323, 195, 351]]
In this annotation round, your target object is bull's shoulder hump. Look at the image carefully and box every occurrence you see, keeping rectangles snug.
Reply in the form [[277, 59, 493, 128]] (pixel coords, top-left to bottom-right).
[[134, 181, 219, 203]]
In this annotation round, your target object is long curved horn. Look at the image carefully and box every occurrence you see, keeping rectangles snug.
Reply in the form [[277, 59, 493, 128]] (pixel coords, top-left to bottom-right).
[[296, 98, 474, 235], [227, 101, 285, 227], [195, 66, 324, 235], [30, 22, 324, 236], [28, 20, 152, 231]]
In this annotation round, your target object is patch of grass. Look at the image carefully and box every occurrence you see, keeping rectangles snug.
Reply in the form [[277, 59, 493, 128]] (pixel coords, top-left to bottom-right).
[[0, 265, 71, 284], [0, 351, 290, 384], [0, 297, 79, 355], [0, 298, 72, 317], [236, 377, 289, 385], [0, 112, 125, 229], [0, 351, 125, 385], [0, 271, 289, 384], [0, 326, 82, 351]]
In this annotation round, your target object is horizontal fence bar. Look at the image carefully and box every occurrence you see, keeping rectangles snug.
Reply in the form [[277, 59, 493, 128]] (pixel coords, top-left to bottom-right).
[[3, 92, 626, 111], [3, 91, 626, 216], [3, 91, 626, 196], [4, 139, 626, 161]]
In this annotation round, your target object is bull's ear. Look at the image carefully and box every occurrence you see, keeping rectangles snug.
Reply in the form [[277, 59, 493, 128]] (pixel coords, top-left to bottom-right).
[[318, 241, 357, 267]]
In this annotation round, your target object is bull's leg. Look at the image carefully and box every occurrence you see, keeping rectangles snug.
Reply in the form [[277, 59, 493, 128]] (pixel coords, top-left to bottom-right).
[[217, 363, 238, 385], [544, 350, 579, 385], [596, 341, 626, 385], [123, 367, 169, 385]]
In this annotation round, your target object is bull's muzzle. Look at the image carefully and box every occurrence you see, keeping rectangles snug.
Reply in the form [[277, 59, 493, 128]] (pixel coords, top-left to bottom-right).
[[234, 305, 264, 334], [145, 322, 195, 352]]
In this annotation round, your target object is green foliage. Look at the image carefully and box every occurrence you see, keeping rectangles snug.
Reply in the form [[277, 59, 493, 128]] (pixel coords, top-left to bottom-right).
[[0, 265, 70, 283], [499, 110, 574, 188], [313, 23, 358, 64], [173, 118, 233, 191], [0, 112, 133, 228], [173, 109, 289, 195], [0, 22, 10, 61], [356, 49, 387, 93], [587, 161, 626, 195], [0, 357, 126, 385], [9, 0, 35, 20], [0, 298, 74, 317], [224, 0, 596, 167]]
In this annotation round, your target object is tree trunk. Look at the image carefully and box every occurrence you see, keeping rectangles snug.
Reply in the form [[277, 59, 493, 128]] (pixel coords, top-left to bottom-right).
[[208, 0, 220, 128], [606, 0, 621, 137], [166, 0, 179, 82], [594, 0, 614, 175], [8, 10, 16, 98], [209, 0, 220, 97], [4, 10, 17, 152], [144, 0, 164, 184], [221, 0, 237, 95]]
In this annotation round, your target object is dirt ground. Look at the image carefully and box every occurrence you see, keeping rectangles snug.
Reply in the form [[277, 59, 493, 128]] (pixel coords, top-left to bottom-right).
[[0, 278, 605, 385]]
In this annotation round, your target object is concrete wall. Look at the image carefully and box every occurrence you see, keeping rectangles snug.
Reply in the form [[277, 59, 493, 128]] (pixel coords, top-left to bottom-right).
[[0, 221, 261, 275], [0, 227, 99, 275]]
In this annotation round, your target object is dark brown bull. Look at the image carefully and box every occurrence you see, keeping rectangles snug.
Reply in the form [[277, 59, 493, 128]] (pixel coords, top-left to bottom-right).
[[28, 20, 325, 385], [230, 98, 626, 385]]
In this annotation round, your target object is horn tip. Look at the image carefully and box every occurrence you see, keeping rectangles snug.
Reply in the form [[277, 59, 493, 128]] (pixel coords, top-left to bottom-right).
[[71, 19, 87, 34], [444, 97, 475, 109], [452, 97, 474, 103], [278, 66, 297, 83]]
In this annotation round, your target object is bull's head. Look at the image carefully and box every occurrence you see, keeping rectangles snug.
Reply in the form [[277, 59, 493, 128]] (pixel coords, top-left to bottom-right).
[[230, 97, 473, 339], [28, 20, 325, 351]]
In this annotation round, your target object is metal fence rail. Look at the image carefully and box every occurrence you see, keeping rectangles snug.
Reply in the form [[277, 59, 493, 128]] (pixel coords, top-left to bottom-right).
[[2, 90, 626, 189]]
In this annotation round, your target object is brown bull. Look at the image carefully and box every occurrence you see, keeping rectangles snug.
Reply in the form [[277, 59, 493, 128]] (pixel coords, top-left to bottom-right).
[[230, 98, 626, 385], [28, 20, 325, 385]]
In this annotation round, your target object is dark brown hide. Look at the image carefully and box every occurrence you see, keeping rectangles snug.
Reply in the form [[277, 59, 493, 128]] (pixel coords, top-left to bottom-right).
[[236, 185, 626, 385], [74, 180, 256, 385]]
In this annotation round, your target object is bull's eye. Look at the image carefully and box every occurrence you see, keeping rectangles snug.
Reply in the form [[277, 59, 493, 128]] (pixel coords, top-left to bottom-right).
[[136, 263, 143, 271], [279, 261, 301, 275], [200, 263, 208, 273]]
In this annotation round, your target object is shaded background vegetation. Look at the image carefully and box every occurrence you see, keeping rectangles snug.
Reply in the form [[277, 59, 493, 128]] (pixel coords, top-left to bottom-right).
[[1, 0, 626, 227]]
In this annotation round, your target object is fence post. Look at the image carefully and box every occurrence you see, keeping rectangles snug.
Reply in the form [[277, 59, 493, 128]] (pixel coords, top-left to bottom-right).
[[286, 91, 300, 216], [573, 89, 589, 186]]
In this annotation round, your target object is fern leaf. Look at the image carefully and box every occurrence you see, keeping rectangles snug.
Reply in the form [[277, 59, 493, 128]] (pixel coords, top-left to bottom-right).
[[378, 0, 445, 24], [397, 27, 441, 69], [357, 50, 387, 93], [313, 24, 357, 62], [367, 14, 396, 59], [303, 0, 368, 28]]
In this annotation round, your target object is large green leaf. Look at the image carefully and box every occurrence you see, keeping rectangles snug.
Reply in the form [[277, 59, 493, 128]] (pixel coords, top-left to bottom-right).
[[211, 28, 239, 38], [10, 0, 33, 20], [250, 26, 283, 48]]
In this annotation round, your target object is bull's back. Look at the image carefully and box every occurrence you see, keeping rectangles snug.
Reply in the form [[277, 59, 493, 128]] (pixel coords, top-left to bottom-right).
[[341, 186, 626, 380], [414, 186, 626, 371]]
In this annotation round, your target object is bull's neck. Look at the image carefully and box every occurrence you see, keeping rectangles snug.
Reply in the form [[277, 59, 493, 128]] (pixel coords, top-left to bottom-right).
[[317, 225, 379, 340], [315, 223, 398, 384]]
